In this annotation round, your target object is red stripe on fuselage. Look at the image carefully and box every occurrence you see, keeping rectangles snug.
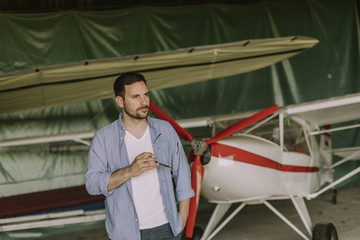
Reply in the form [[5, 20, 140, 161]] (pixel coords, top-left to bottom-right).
[[211, 143, 318, 172]]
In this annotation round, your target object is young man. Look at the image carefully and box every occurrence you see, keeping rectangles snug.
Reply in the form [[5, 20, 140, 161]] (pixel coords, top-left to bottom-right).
[[85, 72, 194, 240]]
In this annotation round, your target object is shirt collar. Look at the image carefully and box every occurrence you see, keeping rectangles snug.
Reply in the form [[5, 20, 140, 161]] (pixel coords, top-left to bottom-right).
[[117, 112, 159, 132]]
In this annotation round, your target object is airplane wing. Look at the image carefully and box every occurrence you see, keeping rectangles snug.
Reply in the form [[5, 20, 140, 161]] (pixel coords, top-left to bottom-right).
[[176, 92, 360, 131], [285, 92, 360, 126], [284, 93, 360, 161], [0, 36, 318, 114]]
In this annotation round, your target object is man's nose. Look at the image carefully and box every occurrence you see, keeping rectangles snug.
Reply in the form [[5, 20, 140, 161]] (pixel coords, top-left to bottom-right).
[[139, 96, 148, 105]]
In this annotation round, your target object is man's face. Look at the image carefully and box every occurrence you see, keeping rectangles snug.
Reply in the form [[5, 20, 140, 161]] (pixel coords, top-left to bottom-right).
[[117, 81, 150, 120]]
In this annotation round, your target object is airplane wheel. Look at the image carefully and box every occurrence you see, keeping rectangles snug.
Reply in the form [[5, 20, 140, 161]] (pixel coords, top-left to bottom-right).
[[312, 223, 338, 240]]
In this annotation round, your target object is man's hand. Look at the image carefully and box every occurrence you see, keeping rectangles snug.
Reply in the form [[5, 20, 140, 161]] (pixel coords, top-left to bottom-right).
[[107, 152, 158, 191], [129, 152, 158, 177]]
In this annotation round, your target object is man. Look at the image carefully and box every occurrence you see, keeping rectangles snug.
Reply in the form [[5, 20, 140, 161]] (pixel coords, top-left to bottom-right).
[[85, 72, 194, 240]]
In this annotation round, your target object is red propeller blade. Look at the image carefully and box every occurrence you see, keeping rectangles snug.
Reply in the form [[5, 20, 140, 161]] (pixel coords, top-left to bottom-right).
[[186, 155, 204, 238], [149, 101, 194, 142], [205, 104, 279, 145]]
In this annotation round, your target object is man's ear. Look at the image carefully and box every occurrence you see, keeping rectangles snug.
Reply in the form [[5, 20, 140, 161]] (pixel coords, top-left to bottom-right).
[[115, 96, 124, 108]]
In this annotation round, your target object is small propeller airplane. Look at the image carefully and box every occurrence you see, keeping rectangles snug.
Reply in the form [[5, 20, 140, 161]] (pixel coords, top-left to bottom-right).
[[150, 91, 360, 240], [1, 36, 360, 240]]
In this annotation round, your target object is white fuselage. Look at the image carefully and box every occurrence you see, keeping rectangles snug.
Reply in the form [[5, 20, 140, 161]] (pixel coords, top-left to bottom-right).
[[201, 134, 321, 203]]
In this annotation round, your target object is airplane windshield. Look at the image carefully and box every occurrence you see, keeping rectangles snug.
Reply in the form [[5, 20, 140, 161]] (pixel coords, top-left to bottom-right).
[[246, 118, 310, 155]]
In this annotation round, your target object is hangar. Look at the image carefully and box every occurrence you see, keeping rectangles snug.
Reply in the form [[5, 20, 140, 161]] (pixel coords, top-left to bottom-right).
[[0, 0, 360, 239]]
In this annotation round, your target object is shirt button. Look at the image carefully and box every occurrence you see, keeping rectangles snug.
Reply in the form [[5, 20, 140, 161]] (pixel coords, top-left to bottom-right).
[[135, 218, 138, 222]]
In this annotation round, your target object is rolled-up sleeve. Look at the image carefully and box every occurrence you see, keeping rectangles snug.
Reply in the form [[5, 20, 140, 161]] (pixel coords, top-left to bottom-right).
[[168, 125, 194, 202], [85, 130, 114, 197]]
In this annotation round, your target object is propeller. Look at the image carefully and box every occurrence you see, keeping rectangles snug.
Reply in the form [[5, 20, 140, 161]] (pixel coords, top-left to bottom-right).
[[149, 101, 279, 238]]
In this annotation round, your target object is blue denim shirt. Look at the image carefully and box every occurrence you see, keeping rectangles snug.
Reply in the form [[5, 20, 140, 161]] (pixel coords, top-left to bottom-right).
[[85, 114, 194, 240]]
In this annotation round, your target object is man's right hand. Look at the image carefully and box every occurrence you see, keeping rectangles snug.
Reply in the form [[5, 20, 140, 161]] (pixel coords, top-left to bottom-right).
[[107, 152, 158, 191], [129, 152, 158, 177]]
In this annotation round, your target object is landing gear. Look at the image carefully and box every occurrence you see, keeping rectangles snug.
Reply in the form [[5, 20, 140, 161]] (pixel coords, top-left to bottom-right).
[[312, 223, 338, 240]]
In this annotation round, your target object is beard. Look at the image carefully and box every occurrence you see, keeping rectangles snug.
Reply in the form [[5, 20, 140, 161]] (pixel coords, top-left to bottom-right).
[[123, 103, 149, 120]]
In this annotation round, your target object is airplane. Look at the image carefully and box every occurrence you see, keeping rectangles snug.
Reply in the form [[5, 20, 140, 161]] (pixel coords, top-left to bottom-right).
[[150, 92, 360, 240], [1, 36, 360, 240]]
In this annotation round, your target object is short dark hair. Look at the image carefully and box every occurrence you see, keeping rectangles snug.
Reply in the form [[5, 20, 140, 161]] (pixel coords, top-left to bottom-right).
[[113, 72, 147, 98]]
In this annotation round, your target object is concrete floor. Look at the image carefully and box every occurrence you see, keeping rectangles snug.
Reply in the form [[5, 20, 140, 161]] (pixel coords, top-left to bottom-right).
[[34, 185, 360, 240]]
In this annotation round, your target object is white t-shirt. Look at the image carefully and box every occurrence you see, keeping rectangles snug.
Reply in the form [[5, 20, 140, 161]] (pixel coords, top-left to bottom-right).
[[125, 126, 169, 229]]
